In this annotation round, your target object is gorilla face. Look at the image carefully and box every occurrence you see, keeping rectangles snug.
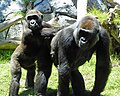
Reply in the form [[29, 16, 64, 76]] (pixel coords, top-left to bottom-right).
[[25, 10, 43, 30], [78, 28, 99, 49], [73, 16, 100, 50]]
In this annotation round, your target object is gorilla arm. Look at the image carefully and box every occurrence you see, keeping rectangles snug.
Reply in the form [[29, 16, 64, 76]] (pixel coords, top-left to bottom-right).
[[41, 27, 62, 37], [90, 28, 111, 96], [42, 21, 52, 28]]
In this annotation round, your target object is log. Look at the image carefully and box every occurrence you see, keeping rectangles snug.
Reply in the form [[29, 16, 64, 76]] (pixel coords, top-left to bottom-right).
[[0, 15, 23, 32], [0, 39, 21, 49]]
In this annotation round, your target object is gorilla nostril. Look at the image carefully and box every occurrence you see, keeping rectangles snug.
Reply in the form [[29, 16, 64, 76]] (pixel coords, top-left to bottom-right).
[[31, 22, 34, 24], [80, 37, 86, 43], [30, 20, 36, 25], [30, 22, 34, 25], [81, 37, 85, 41]]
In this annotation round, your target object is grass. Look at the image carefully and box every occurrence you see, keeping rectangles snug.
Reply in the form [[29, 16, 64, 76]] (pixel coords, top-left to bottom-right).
[[0, 50, 120, 96]]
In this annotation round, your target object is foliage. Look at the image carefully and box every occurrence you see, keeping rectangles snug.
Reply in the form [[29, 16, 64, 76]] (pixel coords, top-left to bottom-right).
[[87, 8, 109, 23], [0, 50, 120, 96], [113, 15, 120, 24], [21, 0, 36, 5], [21, 0, 30, 5], [14, 11, 25, 17], [88, 7, 120, 25]]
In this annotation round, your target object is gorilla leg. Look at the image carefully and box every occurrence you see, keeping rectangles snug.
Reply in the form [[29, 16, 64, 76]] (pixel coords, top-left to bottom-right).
[[35, 50, 52, 96], [57, 64, 70, 96], [71, 69, 86, 96], [9, 59, 21, 96], [9, 51, 36, 96], [25, 64, 36, 88]]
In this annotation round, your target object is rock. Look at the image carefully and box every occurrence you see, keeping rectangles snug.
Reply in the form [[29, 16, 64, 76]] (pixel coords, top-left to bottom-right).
[[0, 0, 116, 49], [34, 0, 52, 13], [88, 0, 108, 11]]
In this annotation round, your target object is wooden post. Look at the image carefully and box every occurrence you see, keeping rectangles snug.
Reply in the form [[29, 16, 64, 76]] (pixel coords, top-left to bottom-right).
[[77, 0, 87, 21]]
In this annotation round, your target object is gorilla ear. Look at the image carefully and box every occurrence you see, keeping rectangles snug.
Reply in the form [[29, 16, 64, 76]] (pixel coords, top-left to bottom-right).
[[94, 26, 100, 34], [96, 29, 99, 34]]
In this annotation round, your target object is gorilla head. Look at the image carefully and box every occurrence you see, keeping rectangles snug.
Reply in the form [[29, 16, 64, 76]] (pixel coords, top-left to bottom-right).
[[25, 10, 43, 30], [73, 16, 100, 50]]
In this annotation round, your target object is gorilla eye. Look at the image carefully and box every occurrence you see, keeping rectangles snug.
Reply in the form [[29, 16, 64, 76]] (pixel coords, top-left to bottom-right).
[[27, 15, 39, 20], [79, 31, 92, 39]]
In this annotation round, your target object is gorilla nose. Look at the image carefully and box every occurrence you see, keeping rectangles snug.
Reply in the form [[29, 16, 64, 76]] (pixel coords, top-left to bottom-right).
[[80, 37, 86, 43], [30, 20, 36, 25]]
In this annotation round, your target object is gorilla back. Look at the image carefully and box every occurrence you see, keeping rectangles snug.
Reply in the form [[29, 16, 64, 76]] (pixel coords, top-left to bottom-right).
[[9, 10, 57, 96], [51, 15, 111, 96]]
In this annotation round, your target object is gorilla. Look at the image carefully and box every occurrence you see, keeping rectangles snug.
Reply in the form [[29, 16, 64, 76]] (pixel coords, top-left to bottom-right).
[[51, 16, 111, 96], [9, 10, 58, 96]]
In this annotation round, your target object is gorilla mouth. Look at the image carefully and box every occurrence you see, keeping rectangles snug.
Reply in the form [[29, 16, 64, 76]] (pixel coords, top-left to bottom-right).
[[29, 19, 41, 30], [29, 24, 40, 30], [78, 37, 87, 48]]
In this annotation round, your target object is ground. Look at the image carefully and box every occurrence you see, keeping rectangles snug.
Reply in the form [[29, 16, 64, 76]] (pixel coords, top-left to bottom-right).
[[0, 50, 120, 96]]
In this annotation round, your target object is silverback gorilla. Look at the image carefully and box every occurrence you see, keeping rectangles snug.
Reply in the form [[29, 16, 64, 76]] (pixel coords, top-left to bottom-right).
[[9, 10, 58, 96], [51, 16, 111, 96]]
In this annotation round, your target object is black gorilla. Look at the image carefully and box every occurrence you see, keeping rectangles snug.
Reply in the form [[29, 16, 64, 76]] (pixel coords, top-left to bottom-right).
[[51, 16, 111, 96], [9, 10, 58, 96]]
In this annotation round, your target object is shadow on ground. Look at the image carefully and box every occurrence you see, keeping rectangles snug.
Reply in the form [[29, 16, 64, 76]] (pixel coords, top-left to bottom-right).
[[19, 88, 57, 96], [19, 88, 104, 96]]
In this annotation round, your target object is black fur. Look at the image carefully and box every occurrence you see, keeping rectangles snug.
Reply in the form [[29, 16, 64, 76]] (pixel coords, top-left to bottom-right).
[[51, 16, 111, 96], [9, 10, 58, 96]]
